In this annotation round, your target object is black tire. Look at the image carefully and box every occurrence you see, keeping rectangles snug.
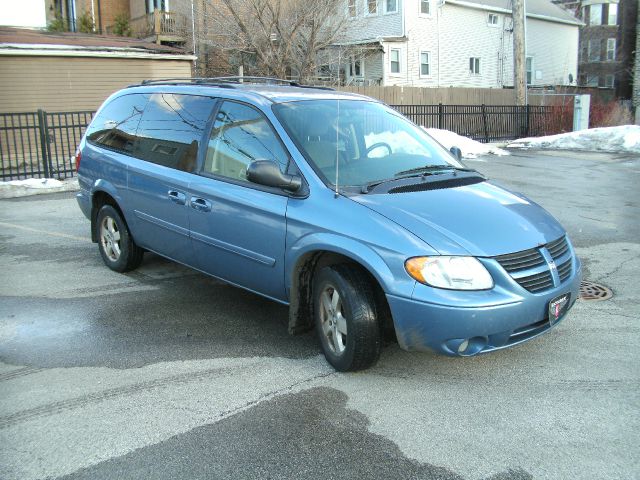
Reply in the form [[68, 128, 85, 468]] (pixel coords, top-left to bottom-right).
[[313, 264, 381, 371], [96, 205, 143, 273]]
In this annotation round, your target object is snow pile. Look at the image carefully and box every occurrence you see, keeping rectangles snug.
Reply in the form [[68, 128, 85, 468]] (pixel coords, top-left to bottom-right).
[[423, 128, 509, 159], [508, 125, 640, 153], [0, 178, 79, 199]]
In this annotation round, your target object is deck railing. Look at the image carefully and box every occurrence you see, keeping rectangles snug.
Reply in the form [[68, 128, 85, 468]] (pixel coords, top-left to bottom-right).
[[106, 10, 188, 41]]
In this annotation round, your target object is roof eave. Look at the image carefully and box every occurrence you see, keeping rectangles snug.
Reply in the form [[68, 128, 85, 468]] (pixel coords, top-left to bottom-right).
[[0, 43, 196, 60], [445, 0, 583, 26]]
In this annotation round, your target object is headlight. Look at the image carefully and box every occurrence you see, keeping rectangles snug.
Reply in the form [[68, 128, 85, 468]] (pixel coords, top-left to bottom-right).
[[405, 256, 494, 290]]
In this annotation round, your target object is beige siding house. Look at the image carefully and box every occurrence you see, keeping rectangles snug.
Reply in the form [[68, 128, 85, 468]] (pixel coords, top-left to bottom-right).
[[0, 27, 194, 113]]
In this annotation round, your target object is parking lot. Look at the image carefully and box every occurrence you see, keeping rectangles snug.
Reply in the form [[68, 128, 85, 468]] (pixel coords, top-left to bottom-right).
[[1, 149, 639, 480]]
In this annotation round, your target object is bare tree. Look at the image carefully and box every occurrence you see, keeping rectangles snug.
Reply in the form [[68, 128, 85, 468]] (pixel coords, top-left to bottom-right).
[[172, 0, 360, 82]]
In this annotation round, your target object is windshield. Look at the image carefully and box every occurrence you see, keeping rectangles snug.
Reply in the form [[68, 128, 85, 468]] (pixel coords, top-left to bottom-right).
[[272, 99, 463, 188]]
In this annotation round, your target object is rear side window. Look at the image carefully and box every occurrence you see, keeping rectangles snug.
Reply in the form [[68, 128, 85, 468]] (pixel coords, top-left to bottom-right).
[[85, 94, 149, 154], [134, 93, 216, 172]]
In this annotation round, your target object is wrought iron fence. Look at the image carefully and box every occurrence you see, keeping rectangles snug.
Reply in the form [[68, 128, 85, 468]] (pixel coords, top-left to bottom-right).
[[392, 104, 573, 143], [0, 110, 93, 180], [1, 104, 572, 181]]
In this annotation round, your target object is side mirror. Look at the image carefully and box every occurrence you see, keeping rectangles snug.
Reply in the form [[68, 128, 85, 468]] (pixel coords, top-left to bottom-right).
[[247, 159, 302, 193], [450, 146, 463, 162]]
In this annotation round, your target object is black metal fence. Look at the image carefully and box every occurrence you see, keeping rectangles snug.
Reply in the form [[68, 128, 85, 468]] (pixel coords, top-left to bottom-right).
[[0, 110, 94, 181], [393, 104, 573, 143], [1, 104, 572, 181]]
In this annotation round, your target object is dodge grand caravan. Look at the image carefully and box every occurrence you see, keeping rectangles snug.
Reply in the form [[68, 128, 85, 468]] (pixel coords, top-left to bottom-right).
[[76, 77, 581, 371]]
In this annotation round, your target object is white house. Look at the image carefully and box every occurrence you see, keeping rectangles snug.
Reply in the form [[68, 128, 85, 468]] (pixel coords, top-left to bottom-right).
[[339, 0, 582, 87]]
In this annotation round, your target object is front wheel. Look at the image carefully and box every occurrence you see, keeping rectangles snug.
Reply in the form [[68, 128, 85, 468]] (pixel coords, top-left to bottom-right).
[[313, 265, 381, 371], [96, 205, 143, 272]]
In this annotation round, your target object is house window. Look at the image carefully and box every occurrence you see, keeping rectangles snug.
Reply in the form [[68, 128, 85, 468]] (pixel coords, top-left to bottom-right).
[[349, 57, 363, 77], [607, 3, 617, 25], [420, 51, 430, 76], [348, 0, 356, 17], [588, 39, 601, 62], [469, 57, 481, 75], [589, 4, 602, 25], [488, 13, 499, 26], [385, 0, 398, 14], [604, 75, 615, 88], [420, 0, 431, 15], [606, 38, 616, 61], [526, 56, 533, 85], [367, 0, 378, 15], [390, 49, 400, 74], [586, 75, 599, 87]]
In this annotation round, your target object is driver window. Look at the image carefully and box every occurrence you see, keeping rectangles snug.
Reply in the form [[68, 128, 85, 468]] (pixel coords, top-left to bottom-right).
[[204, 101, 288, 182]]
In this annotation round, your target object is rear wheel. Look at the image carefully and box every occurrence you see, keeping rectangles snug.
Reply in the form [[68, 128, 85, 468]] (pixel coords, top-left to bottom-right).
[[313, 265, 381, 371], [96, 205, 143, 272]]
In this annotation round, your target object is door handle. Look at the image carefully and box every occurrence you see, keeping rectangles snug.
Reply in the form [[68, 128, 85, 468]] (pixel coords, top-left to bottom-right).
[[190, 197, 212, 212], [167, 190, 186, 205]]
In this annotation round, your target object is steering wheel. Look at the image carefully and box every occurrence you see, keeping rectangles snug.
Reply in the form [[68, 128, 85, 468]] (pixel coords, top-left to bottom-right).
[[365, 142, 392, 157]]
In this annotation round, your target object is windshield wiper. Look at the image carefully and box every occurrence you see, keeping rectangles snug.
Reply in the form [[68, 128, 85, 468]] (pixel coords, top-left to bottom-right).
[[394, 165, 475, 177]]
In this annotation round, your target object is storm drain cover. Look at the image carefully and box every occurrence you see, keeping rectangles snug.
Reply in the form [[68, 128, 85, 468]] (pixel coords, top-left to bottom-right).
[[579, 281, 613, 301]]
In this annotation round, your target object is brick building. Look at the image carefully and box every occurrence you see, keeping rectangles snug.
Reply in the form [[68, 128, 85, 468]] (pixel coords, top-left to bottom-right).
[[554, 0, 637, 99]]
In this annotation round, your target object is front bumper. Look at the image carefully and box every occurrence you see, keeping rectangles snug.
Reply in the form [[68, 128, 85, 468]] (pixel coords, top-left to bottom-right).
[[387, 255, 582, 356]]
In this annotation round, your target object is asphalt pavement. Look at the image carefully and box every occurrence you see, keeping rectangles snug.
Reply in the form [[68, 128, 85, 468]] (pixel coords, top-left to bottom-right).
[[0, 149, 638, 479]]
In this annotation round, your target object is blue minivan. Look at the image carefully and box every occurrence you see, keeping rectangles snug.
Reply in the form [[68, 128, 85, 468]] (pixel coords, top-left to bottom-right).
[[76, 78, 581, 371]]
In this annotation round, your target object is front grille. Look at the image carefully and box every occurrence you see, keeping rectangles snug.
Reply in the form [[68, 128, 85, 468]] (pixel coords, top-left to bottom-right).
[[495, 248, 545, 272], [494, 235, 573, 294], [516, 270, 554, 292]]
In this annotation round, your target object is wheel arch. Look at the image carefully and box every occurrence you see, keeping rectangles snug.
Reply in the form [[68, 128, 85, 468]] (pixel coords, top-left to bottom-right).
[[90, 182, 127, 243], [286, 238, 396, 337]]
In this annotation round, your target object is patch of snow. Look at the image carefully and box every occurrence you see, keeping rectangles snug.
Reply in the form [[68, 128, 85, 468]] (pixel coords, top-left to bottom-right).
[[508, 125, 640, 153], [0, 177, 79, 199], [423, 128, 509, 159]]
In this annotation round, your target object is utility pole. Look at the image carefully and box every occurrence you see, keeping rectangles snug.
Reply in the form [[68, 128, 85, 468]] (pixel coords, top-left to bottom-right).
[[512, 0, 527, 105]]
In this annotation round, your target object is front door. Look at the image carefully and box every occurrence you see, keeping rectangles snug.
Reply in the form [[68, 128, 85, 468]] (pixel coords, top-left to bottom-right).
[[188, 100, 290, 301]]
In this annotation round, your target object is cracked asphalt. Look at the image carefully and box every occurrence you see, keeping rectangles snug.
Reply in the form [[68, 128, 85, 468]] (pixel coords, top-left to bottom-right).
[[1, 149, 639, 479]]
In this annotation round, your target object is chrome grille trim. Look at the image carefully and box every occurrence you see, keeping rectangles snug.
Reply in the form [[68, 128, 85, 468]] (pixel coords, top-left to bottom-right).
[[557, 258, 572, 283], [517, 271, 554, 292], [547, 236, 569, 260], [494, 248, 545, 272]]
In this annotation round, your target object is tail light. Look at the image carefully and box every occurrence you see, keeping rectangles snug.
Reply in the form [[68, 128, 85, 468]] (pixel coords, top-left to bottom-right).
[[74, 148, 82, 172]]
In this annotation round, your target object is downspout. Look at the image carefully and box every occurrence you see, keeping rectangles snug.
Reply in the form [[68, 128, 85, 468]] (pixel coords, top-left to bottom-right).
[[191, 0, 197, 74], [90, 0, 95, 31], [403, 0, 409, 85], [523, 0, 528, 104], [437, 0, 444, 87]]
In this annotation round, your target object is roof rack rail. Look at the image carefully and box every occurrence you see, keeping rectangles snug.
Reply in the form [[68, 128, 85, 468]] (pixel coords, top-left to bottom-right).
[[137, 76, 334, 90], [138, 78, 236, 88]]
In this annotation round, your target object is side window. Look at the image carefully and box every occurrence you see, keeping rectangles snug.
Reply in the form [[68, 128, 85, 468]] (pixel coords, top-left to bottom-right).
[[85, 94, 149, 154], [135, 93, 216, 172], [204, 101, 289, 182]]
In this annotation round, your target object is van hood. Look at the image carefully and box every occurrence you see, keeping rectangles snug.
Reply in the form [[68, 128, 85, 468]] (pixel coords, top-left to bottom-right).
[[351, 181, 565, 257]]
